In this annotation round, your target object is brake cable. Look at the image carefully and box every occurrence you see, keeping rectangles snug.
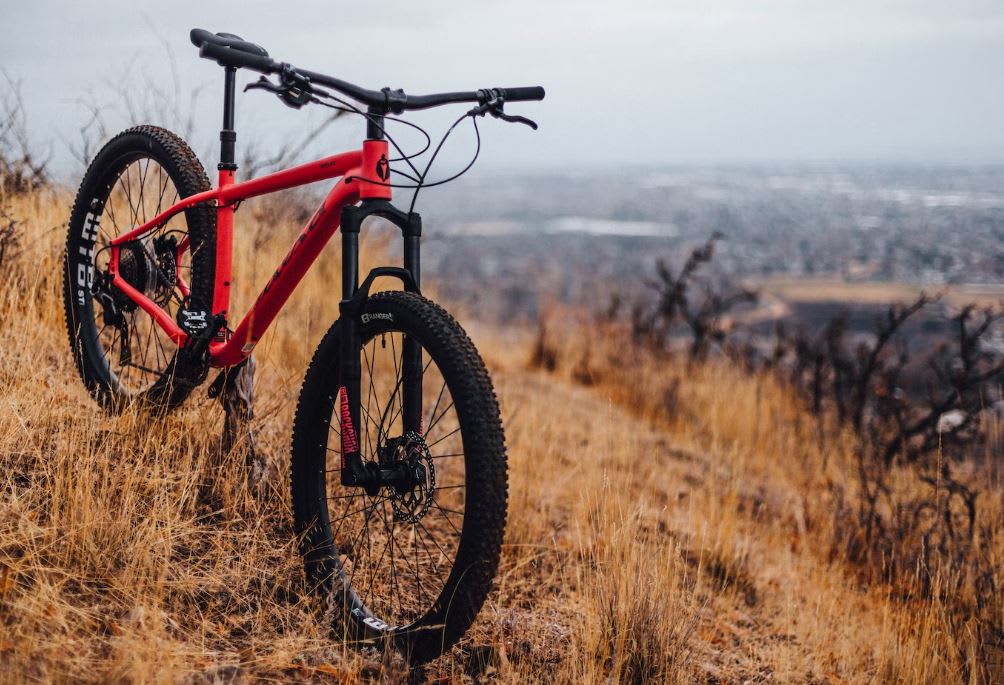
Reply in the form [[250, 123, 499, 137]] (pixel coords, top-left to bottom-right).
[[246, 73, 431, 178], [244, 73, 537, 215], [309, 87, 484, 211]]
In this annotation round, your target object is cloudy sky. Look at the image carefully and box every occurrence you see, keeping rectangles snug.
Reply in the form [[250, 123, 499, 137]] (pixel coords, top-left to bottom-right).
[[3, 0, 1004, 176]]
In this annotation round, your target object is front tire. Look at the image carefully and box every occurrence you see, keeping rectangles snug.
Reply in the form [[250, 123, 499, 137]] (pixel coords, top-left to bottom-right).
[[290, 291, 508, 664]]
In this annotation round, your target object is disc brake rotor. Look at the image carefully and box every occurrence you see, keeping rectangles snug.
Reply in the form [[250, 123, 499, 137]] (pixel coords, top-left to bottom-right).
[[383, 431, 437, 523]]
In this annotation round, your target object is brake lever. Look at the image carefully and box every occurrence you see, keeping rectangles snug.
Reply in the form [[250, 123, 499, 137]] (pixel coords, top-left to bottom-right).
[[468, 98, 539, 130], [243, 74, 312, 109], [244, 76, 284, 95], [492, 110, 538, 130]]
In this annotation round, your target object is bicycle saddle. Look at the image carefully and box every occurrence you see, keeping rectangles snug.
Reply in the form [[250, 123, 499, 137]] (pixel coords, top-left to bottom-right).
[[190, 29, 268, 58]]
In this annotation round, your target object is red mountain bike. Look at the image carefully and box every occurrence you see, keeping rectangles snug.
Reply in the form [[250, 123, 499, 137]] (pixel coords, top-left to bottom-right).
[[62, 28, 544, 663]]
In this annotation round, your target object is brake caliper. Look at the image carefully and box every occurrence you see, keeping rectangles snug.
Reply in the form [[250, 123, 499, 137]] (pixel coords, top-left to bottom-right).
[[381, 431, 436, 523]]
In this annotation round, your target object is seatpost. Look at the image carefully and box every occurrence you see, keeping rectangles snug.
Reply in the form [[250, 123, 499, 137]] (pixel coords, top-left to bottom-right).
[[219, 66, 238, 171]]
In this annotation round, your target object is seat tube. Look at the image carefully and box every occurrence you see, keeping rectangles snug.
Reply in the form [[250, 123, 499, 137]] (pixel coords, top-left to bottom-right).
[[214, 66, 238, 320], [213, 174, 235, 318]]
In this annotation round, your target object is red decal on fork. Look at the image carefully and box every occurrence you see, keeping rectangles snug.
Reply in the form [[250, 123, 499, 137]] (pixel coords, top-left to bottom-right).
[[339, 387, 359, 467]]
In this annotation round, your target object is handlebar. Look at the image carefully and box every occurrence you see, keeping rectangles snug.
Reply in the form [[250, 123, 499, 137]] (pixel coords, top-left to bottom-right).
[[190, 28, 545, 112]]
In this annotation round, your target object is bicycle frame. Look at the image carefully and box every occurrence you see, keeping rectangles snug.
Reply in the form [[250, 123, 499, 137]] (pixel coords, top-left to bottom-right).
[[104, 65, 428, 488], [107, 139, 392, 367]]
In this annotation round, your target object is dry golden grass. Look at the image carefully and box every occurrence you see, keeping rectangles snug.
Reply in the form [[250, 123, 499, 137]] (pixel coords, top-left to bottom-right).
[[0, 185, 999, 683], [530, 315, 1003, 683]]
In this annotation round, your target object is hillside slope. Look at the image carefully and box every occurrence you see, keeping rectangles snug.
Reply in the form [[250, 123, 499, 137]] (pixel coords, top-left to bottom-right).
[[0, 189, 980, 683], [482, 341, 962, 684]]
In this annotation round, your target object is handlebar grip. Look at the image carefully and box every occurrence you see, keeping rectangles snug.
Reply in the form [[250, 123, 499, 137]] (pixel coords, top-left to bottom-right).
[[498, 86, 546, 102], [199, 42, 276, 72]]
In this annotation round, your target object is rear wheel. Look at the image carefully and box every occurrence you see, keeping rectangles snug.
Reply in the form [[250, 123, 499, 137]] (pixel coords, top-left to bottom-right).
[[62, 125, 216, 411], [291, 291, 508, 664]]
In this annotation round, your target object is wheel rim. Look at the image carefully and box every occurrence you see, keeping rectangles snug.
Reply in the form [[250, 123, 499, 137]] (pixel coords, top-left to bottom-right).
[[323, 329, 468, 631], [89, 156, 194, 395]]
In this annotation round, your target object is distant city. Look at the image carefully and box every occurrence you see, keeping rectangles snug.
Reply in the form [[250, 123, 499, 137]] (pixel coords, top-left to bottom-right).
[[417, 165, 1004, 323]]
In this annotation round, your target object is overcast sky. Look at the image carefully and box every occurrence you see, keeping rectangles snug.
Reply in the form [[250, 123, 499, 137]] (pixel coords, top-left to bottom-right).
[[3, 0, 1004, 177]]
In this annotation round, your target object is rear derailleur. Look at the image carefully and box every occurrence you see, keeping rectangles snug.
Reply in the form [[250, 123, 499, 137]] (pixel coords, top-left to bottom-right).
[[91, 271, 133, 366]]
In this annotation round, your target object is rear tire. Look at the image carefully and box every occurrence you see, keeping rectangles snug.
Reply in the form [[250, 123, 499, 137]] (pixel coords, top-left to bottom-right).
[[290, 291, 508, 664], [62, 125, 216, 412]]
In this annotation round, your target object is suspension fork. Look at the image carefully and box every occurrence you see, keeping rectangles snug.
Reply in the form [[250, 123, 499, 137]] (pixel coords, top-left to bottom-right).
[[338, 199, 423, 488], [401, 233, 423, 435]]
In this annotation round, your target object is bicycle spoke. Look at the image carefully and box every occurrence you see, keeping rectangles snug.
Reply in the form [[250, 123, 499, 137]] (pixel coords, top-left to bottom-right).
[[123, 163, 137, 227], [363, 343, 378, 460], [425, 378, 448, 437], [376, 333, 404, 444], [414, 524, 442, 576], [431, 502, 466, 518], [425, 396, 455, 438], [364, 502, 394, 610], [346, 495, 382, 585], [330, 497, 389, 527], [105, 191, 120, 232], [427, 426, 461, 449], [415, 519, 453, 564], [137, 158, 149, 224], [388, 524, 424, 603], [122, 361, 166, 376], [155, 164, 169, 216], [378, 500, 401, 619], [381, 352, 431, 440]]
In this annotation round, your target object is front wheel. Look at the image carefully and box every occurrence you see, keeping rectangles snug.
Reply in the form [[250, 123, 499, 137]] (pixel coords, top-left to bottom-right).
[[290, 291, 508, 664]]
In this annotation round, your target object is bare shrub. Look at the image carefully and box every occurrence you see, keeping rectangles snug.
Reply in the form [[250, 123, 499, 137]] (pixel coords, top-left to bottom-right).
[[634, 233, 758, 362], [561, 234, 1004, 680], [777, 299, 1003, 572], [0, 70, 49, 194], [528, 317, 559, 372], [0, 207, 20, 269]]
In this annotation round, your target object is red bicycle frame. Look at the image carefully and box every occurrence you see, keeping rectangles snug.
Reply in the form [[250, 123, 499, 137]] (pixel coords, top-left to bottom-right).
[[107, 139, 392, 368]]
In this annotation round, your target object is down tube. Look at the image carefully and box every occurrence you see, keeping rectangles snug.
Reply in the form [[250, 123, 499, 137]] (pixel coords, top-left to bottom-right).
[[211, 179, 358, 367]]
